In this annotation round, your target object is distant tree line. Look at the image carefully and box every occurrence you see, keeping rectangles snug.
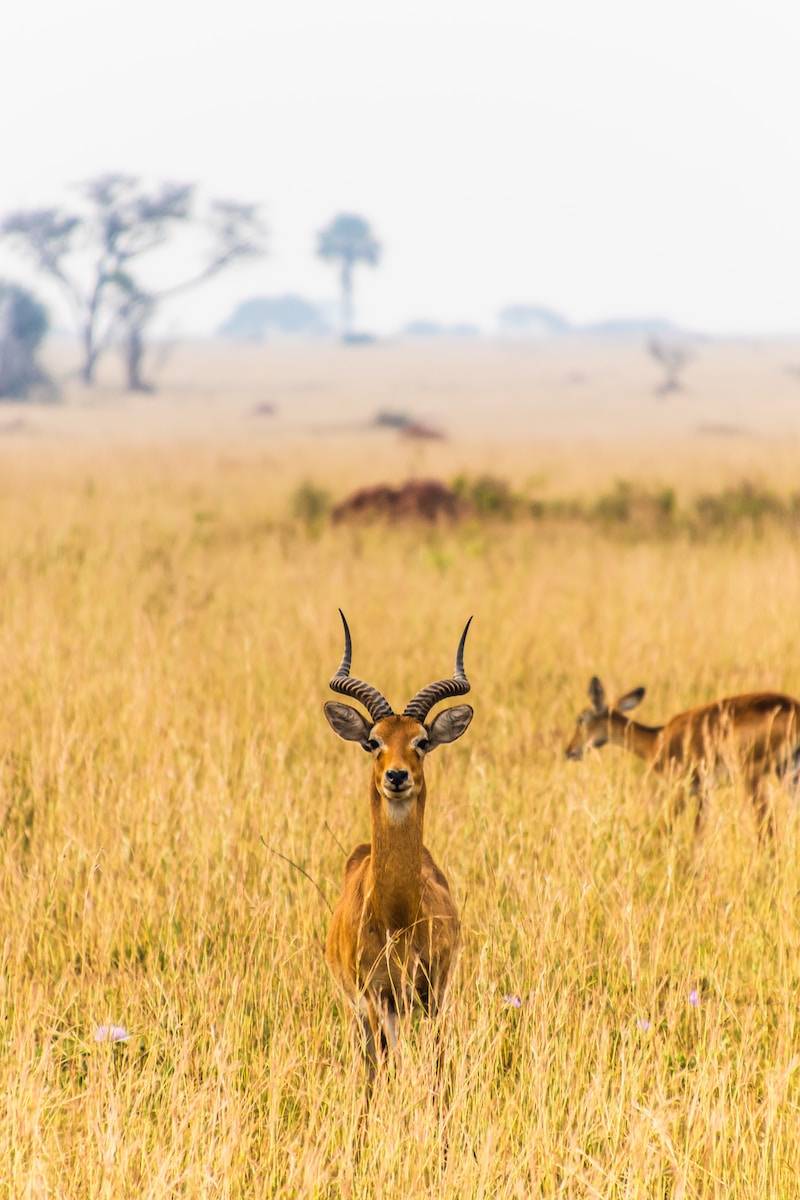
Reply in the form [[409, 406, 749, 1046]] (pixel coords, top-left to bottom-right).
[[0, 176, 696, 403], [0, 174, 265, 396], [0, 180, 391, 398]]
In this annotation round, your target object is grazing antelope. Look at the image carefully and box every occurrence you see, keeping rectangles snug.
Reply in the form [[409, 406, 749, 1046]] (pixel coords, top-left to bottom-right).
[[565, 676, 800, 836], [323, 611, 472, 1084]]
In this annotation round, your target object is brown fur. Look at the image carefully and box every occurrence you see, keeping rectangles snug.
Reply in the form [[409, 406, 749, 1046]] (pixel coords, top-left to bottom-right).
[[566, 688, 800, 835], [325, 714, 460, 1077]]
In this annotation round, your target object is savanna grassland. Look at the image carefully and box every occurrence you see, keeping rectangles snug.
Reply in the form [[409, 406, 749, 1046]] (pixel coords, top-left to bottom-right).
[[4, 342, 800, 1197]]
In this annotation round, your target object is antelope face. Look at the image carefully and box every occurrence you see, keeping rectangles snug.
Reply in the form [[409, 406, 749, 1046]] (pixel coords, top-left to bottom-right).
[[324, 610, 474, 821], [368, 715, 428, 807], [324, 703, 473, 821], [565, 675, 645, 761], [565, 707, 611, 760]]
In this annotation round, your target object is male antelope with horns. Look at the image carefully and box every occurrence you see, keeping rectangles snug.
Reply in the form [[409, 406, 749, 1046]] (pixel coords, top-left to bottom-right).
[[323, 611, 473, 1082], [565, 676, 800, 836]]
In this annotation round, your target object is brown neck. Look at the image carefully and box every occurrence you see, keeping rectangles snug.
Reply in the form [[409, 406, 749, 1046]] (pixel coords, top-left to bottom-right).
[[368, 781, 425, 930], [609, 712, 663, 762]]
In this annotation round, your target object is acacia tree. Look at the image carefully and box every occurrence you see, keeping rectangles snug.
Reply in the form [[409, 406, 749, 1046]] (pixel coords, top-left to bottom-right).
[[316, 213, 381, 338], [1, 176, 264, 389], [113, 200, 265, 391]]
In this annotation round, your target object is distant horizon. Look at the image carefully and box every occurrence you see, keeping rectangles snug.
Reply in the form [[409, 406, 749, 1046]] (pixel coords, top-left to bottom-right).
[[39, 316, 800, 344], [6, 227, 800, 343]]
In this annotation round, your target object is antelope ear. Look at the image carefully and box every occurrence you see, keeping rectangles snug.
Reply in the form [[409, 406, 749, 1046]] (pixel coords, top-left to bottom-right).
[[323, 702, 373, 749], [588, 676, 606, 713], [427, 704, 473, 749], [616, 686, 646, 713]]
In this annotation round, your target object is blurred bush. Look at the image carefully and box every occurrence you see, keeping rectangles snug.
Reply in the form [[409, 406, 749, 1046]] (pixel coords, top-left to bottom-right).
[[452, 474, 518, 518], [291, 481, 331, 531], [0, 281, 54, 401]]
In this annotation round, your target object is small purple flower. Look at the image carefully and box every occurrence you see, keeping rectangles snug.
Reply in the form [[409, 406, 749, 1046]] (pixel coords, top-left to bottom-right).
[[502, 994, 522, 1009], [94, 1024, 130, 1044], [636, 1018, 651, 1032], [688, 989, 700, 1007]]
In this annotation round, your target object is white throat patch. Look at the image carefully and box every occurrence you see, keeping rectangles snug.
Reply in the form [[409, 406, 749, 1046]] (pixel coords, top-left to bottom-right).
[[384, 794, 415, 825]]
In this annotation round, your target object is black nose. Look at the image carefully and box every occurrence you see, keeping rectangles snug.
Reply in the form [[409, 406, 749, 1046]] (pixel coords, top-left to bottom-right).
[[386, 769, 409, 788]]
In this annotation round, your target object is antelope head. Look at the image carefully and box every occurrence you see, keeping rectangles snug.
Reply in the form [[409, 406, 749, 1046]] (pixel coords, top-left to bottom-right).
[[565, 675, 646, 760], [323, 611, 473, 822]]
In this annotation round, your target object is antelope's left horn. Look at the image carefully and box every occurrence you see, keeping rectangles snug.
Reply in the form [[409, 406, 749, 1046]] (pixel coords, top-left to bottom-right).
[[403, 617, 473, 723]]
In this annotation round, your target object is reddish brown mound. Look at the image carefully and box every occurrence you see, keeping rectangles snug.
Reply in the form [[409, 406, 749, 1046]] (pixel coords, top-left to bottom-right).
[[332, 479, 462, 523]]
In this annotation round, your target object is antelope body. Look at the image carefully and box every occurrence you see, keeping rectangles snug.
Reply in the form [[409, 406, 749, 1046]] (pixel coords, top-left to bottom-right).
[[566, 677, 800, 834], [323, 612, 473, 1081]]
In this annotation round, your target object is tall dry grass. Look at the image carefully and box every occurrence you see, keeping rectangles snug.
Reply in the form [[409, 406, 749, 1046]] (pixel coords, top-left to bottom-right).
[[2, 450, 800, 1197]]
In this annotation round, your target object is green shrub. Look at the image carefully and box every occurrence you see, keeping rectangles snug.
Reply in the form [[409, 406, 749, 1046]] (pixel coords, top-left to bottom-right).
[[291, 481, 330, 529], [592, 481, 676, 530], [693, 482, 786, 530], [452, 474, 518, 518]]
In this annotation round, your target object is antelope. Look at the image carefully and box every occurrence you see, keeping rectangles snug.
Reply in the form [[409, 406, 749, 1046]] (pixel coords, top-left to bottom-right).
[[323, 611, 472, 1085], [565, 676, 800, 836]]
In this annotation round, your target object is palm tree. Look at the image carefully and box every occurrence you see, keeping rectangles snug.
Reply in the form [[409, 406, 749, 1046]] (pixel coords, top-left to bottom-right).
[[316, 214, 381, 338]]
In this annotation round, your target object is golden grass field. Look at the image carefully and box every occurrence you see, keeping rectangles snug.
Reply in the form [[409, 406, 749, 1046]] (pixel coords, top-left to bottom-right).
[[4, 342, 800, 1197]]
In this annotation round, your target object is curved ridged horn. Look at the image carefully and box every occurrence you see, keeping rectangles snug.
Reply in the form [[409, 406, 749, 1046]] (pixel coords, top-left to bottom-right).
[[403, 617, 473, 723], [329, 609, 394, 723]]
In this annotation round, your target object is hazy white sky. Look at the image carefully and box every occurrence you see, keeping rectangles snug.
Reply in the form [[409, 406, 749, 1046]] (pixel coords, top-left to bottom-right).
[[3, 0, 800, 335]]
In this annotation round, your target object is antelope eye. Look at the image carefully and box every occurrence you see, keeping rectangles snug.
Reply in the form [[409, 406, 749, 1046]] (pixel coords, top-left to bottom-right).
[[416, 738, 431, 754], [365, 738, 380, 752]]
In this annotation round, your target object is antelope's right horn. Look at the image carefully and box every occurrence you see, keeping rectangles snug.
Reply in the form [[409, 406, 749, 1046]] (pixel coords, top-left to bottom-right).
[[328, 610, 394, 723]]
